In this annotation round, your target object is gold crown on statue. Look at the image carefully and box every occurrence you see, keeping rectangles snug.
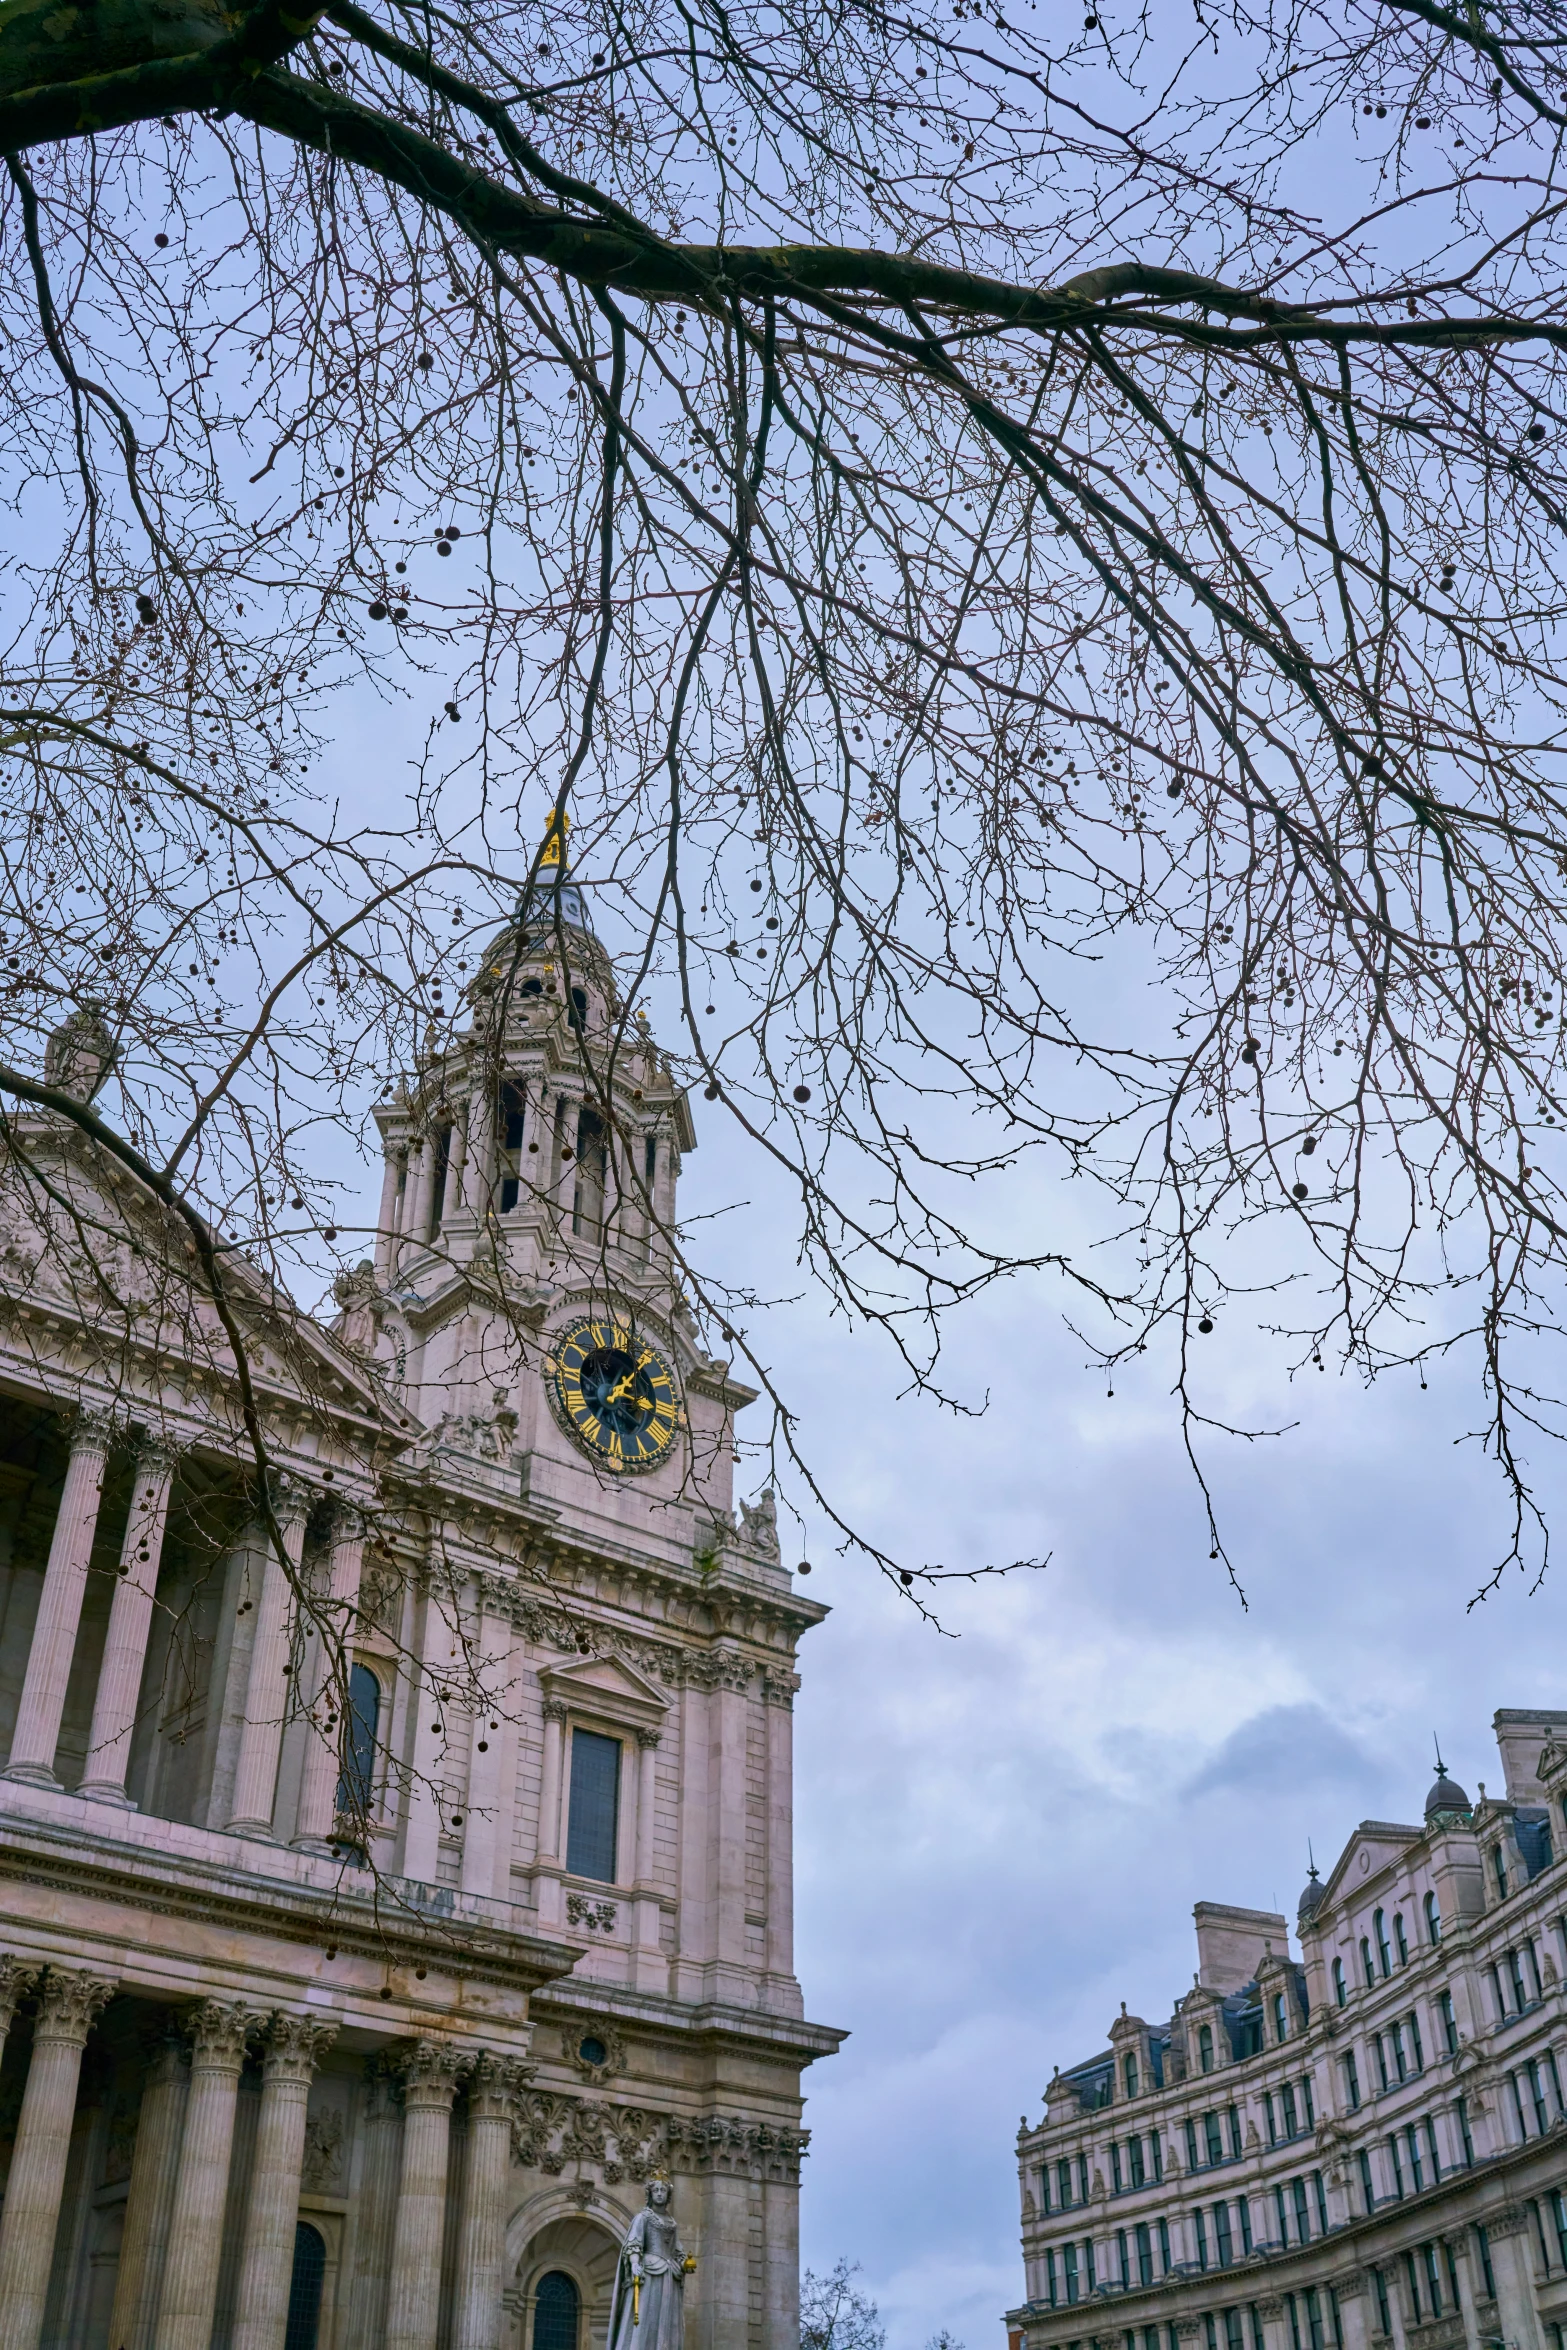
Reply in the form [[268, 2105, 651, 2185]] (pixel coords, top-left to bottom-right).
[[539, 810, 570, 869]]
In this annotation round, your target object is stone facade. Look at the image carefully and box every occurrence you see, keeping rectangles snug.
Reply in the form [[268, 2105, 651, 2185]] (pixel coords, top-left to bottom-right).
[[1007, 1710, 1567, 2350], [0, 856, 842, 2349]]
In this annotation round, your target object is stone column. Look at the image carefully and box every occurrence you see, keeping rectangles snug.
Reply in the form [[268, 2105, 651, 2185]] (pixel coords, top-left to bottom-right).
[[460, 1580, 516, 1898], [763, 2174, 801, 2350], [293, 1506, 367, 1851], [225, 1480, 312, 1839], [343, 2057, 402, 2350], [384, 2041, 463, 2350], [1253, 2297, 1289, 2350], [3, 1409, 114, 1785], [1485, 2208, 1546, 2350], [713, 1655, 750, 1989], [460, 1085, 495, 1216], [0, 1956, 36, 2060], [106, 2027, 189, 2350], [693, 2171, 750, 2350], [230, 2014, 338, 2350], [154, 2000, 255, 2350], [399, 1577, 456, 1884], [632, 1729, 663, 1981], [0, 1968, 114, 2350], [536, 1700, 566, 1864], [1333, 2270, 1372, 2350], [79, 1439, 179, 1804], [763, 1673, 796, 1982], [450, 2054, 531, 2350]]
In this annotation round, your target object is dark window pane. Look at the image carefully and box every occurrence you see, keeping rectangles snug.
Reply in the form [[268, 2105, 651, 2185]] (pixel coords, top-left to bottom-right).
[[566, 1728, 621, 1881], [336, 1664, 380, 1824], [534, 2269, 580, 2350], [284, 2223, 326, 2350]]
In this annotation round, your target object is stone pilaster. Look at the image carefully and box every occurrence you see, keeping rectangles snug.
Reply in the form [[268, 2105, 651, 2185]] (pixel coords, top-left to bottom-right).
[[230, 2014, 338, 2350], [1485, 2207, 1545, 2350], [343, 2057, 402, 2350], [0, 1955, 36, 2059], [384, 2039, 463, 2350], [450, 2054, 531, 2350], [460, 1578, 517, 1899], [0, 1968, 115, 2350], [106, 2028, 189, 2350], [154, 2000, 255, 2350], [225, 1481, 311, 1839], [3, 1408, 114, 1785], [293, 1505, 366, 1851], [79, 1438, 179, 1804]]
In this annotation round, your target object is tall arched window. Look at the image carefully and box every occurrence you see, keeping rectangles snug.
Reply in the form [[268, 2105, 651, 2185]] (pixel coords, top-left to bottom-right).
[[1394, 1912, 1409, 1965], [335, 1662, 380, 1826], [1198, 2023, 1214, 2074], [1123, 2052, 1139, 2099], [1424, 1890, 1442, 1945], [1360, 1935, 1375, 1987], [1373, 1908, 1392, 1977], [533, 2270, 581, 2350], [283, 2223, 326, 2350], [1332, 1958, 1347, 2008], [1272, 1991, 1288, 2044]]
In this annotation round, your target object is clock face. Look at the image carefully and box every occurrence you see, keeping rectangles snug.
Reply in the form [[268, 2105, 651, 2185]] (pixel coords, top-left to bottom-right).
[[546, 1314, 683, 1473]]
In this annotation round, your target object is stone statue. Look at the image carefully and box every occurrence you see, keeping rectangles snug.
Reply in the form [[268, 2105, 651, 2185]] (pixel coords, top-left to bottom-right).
[[607, 2179, 694, 2350]]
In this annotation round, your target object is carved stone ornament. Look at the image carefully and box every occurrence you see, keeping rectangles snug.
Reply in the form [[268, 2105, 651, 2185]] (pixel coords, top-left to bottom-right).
[[565, 2018, 626, 2085], [510, 2088, 808, 2186], [1484, 2205, 1533, 2241], [185, 1999, 256, 2068], [33, 1967, 115, 2046], [261, 2012, 338, 2083], [465, 2051, 534, 2120], [0, 1955, 37, 2029], [69, 1404, 118, 1454], [736, 1488, 782, 1562], [44, 1001, 117, 1102], [542, 1698, 570, 1726], [301, 2109, 345, 2190], [566, 1893, 618, 1936], [395, 2038, 465, 2105]]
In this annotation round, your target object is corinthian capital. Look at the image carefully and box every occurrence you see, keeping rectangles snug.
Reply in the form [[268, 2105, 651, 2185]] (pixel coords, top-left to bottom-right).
[[394, 2037, 464, 2105], [33, 1967, 115, 2046], [184, 1999, 256, 2068], [0, 1954, 37, 2029], [261, 2012, 339, 2083], [465, 2050, 534, 2120]]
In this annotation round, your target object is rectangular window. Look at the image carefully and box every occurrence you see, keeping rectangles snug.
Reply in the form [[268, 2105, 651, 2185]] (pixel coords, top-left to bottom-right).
[[1509, 1946, 1529, 2010], [1551, 2188, 1567, 2272], [1525, 1940, 1544, 2002], [1404, 2251, 1422, 2323], [1118, 2230, 1130, 2289], [1228, 2106, 1243, 2160], [1285, 2293, 1302, 2350], [1086, 2239, 1097, 2291], [1424, 2116, 1442, 2185], [1408, 2013, 1424, 2073], [1152, 2131, 1164, 2184], [1046, 2248, 1058, 2306], [565, 1727, 622, 1882], [1158, 2220, 1171, 2276], [1477, 2224, 1496, 2302], [1205, 2111, 1224, 2167], [1041, 2167, 1053, 2213], [1489, 1962, 1507, 2021], [1358, 2149, 1376, 2216], [1444, 2244, 1461, 2313], [1129, 2137, 1145, 2190], [1136, 2223, 1153, 2289], [1547, 2049, 1565, 2118], [1215, 2204, 1233, 2268], [1282, 2083, 1299, 2139], [1238, 2198, 1252, 2255], [1275, 2185, 1289, 2247], [1344, 2050, 1361, 2111], [1494, 1845, 1510, 1900], [1112, 2145, 1124, 2194], [1440, 1990, 1458, 2054], [1250, 2309, 1266, 2350], [1405, 2126, 1423, 2194], [1329, 2289, 1343, 2350], [1078, 2155, 1090, 2204], [1292, 2178, 1310, 2246], [1195, 2209, 1209, 2273], [1388, 2134, 1404, 2200], [1058, 2159, 1073, 2209], [1390, 2021, 1408, 2084], [1422, 2243, 1443, 2317], [1304, 2288, 1326, 2350], [1313, 2173, 1328, 2234], [1186, 2120, 1200, 2174], [1064, 2243, 1079, 2305], [1512, 2071, 1530, 2141], [1529, 2058, 1550, 2134], [1373, 2035, 1390, 2094], [1302, 2074, 1315, 2128], [1225, 2313, 1245, 2350], [1206, 2318, 1218, 2350], [1372, 2269, 1391, 2339], [1264, 2092, 1277, 2148], [1456, 2095, 1475, 2167]]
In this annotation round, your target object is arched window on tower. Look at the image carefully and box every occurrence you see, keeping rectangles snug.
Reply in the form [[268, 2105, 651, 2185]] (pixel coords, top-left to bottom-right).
[[571, 1106, 607, 1238], [533, 2269, 581, 2350], [498, 1079, 527, 1212], [1424, 1890, 1442, 1945], [283, 2222, 326, 2350], [335, 1663, 381, 1837]]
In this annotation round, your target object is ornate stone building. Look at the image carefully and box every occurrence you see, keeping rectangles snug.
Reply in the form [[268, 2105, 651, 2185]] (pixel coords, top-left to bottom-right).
[[0, 846, 841, 2349], [1007, 1709, 1567, 2350]]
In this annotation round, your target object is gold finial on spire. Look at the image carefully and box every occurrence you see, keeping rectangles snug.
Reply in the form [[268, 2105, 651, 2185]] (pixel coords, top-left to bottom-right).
[[540, 808, 570, 870]]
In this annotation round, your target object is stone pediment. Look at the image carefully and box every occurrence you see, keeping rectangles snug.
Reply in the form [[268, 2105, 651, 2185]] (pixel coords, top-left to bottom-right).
[[1321, 1820, 1422, 1905], [539, 1652, 670, 1729]]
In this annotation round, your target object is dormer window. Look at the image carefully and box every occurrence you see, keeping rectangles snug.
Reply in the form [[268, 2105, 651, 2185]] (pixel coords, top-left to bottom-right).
[[1333, 1958, 1347, 2008], [1374, 1908, 1392, 1976], [1493, 1845, 1509, 1901], [1123, 2053, 1139, 2099], [1424, 1890, 1442, 1945], [1198, 2022, 1214, 2074], [1273, 1991, 1288, 2044]]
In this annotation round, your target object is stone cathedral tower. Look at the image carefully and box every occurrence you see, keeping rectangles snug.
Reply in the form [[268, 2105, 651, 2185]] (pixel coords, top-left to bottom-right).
[[0, 835, 841, 2350]]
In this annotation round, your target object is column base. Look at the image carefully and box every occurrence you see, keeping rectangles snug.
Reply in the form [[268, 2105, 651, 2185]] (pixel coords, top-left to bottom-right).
[[0, 1761, 61, 1789], [292, 1835, 345, 1858], [225, 1818, 279, 1843], [78, 1781, 137, 1809]]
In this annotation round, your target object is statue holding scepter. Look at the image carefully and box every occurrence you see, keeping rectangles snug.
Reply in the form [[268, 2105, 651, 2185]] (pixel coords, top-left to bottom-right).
[[607, 2178, 695, 2350]]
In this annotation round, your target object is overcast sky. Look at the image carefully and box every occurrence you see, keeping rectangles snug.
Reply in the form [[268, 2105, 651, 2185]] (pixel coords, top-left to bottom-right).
[[683, 1134, 1567, 2350]]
